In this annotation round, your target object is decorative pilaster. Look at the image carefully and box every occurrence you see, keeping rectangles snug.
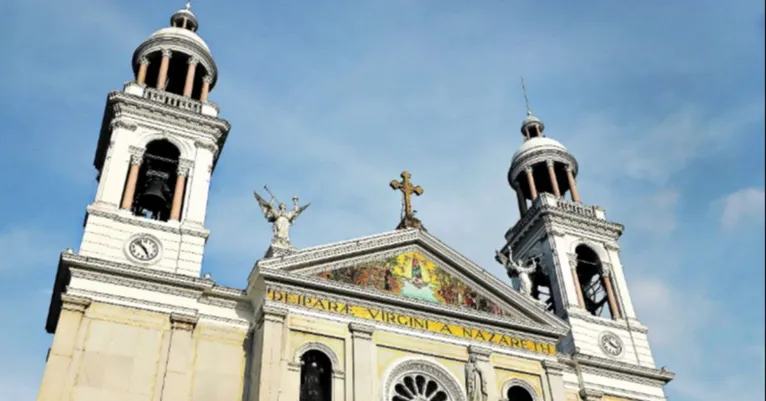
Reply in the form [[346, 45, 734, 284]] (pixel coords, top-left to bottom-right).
[[251, 305, 288, 401], [158, 313, 198, 401], [169, 159, 192, 221], [349, 323, 376, 401], [121, 147, 144, 210], [540, 360, 567, 401], [184, 141, 217, 225], [547, 160, 561, 197], [525, 166, 538, 200], [566, 164, 580, 202], [200, 75, 213, 102], [157, 49, 173, 90], [183, 57, 199, 97], [36, 295, 91, 401], [137, 56, 150, 85]]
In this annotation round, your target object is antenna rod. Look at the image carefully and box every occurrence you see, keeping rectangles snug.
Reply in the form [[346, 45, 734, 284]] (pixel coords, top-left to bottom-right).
[[521, 76, 531, 115]]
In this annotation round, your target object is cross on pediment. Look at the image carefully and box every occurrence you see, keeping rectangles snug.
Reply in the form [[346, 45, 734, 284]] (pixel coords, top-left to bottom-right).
[[390, 170, 425, 230]]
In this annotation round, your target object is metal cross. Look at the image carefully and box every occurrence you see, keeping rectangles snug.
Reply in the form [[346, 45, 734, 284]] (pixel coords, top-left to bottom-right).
[[390, 170, 423, 222]]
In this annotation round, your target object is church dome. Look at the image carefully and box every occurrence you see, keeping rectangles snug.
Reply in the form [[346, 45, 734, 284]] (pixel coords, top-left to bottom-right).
[[146, 27, 211, 52], [512, 136, 568, 161]]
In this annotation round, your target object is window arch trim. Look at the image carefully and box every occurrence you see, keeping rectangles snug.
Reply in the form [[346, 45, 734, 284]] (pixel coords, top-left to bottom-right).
[[500, 378, 539, 401], [293, 341, 344, 378], [380, 356, 466, 401], [134, 130, 194, 161]]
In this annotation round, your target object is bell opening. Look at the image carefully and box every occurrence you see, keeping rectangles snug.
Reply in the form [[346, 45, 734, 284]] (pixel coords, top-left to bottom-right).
[[132, 140, 180, 222]]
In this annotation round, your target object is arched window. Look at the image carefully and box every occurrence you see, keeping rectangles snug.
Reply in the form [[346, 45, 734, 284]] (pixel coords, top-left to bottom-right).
[[507, 385, 535, 401], [130, 139, 181, 222], [391, 373, 449, 401], [299, 350, 332, 401], [384, 358, 465, 401], [573, 245, 612, 318]]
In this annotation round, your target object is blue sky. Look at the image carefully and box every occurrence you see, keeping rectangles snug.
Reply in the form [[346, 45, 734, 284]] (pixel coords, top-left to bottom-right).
[[1, 0, 764, 400]]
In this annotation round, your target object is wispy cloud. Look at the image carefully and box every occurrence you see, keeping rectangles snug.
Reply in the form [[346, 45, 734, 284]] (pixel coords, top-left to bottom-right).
[[715, 187, 765, 230]]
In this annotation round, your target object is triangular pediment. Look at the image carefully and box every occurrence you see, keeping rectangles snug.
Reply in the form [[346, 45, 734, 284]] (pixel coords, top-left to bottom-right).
[[256, 229, 568, 334]]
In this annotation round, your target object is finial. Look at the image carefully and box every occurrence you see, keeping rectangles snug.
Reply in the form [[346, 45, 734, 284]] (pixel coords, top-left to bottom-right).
[[185, 0, 191, 10], [521, 76, 532, 116]]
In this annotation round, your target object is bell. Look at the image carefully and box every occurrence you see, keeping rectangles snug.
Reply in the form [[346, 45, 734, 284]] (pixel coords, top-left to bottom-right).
[[138, 174, 170, 213]]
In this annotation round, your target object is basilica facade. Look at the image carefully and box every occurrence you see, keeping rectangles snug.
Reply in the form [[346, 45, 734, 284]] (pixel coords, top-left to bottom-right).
[[35, 4, 674, 401]]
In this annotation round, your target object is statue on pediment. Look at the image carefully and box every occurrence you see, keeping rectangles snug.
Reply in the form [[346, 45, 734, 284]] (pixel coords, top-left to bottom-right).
[[495, 249, 539, 298], [254, 185, 310, 249]]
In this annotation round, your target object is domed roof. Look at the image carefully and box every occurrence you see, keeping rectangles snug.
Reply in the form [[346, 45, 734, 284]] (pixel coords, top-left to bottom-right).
[[147, 27, 210, 52], [512, 136, 568, 160]]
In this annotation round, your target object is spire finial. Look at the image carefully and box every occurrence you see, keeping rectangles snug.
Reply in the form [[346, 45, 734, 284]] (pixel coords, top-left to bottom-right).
[[185, 0, 191, 10], [521, 76, 532, 116]]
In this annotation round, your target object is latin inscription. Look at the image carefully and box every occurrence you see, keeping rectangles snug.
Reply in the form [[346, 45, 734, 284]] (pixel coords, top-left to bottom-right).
[[267, 288, 556, 355]]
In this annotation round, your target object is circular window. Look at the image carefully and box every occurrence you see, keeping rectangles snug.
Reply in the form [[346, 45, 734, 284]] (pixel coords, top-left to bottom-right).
[[391, 373, 449, 401]]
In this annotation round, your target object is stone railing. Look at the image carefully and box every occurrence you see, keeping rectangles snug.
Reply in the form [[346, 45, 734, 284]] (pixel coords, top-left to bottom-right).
[[555, 198, 600, 219], [143, 87, 202, 113]]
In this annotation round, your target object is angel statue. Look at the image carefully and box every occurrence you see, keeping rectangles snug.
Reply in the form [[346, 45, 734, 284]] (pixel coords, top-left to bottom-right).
[[495, 249, 538, 298], [253, 186, 310, 249]]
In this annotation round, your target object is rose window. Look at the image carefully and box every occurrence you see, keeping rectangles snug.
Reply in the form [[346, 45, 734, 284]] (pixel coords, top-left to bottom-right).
[[391, 373, 449, 401]]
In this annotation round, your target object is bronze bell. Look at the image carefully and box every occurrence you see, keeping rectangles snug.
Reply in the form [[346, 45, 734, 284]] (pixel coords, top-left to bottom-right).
[[138, 172, 171, 214]]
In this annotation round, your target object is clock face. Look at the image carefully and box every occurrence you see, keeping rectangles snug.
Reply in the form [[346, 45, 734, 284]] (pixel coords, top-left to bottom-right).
[[127, 235, 161, 262], [599, 332, 624, 357]]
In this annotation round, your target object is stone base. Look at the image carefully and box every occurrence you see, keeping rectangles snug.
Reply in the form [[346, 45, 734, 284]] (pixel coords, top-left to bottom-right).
[[264, 244, 295, 259]]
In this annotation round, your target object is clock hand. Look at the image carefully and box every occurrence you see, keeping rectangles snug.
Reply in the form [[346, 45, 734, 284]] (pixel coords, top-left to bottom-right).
[[138, 242, 149, 256]]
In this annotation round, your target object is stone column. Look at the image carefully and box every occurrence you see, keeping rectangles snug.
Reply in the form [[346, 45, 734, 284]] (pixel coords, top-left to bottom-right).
[[568, 259, 586, 309], [515, 184, 528, 215], [541, 360, 567, 401], [121, 149, 144, 210], [169, 160, 191, 221], [601, 269, 622, 320], [546, 160, 561, 197], [183, 57, 199, 97], [158, 313, 198, 401], [182, 17, 189, 29], [566, 165, 581, 203], [579, 388, 604, 401], [157, 49, 173, 90], [251, 305, 288, 401], [36, 295, 91, 401], [200, 75, 213, 102], [349, 323, 376, 401], [525, 166, 538, 200], [137, 56, 150, 85]]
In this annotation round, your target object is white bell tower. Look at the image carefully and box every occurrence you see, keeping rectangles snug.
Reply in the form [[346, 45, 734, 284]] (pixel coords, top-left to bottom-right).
[[80, 2, 230, 277], [496, 105, 671, 380]]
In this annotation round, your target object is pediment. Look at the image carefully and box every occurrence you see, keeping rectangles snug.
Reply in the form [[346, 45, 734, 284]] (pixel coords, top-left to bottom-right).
[[256, 229, 568, 334]]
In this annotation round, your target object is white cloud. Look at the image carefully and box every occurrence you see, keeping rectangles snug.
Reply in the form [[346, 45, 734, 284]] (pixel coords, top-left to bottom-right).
[[716, 187, 765, 230]]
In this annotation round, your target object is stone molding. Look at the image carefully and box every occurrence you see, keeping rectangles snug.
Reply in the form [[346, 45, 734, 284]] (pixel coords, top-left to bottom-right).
[[382, 358, 466, 401], [85, 205, 210, 239], [573, 352, 674, 383], [500, 378, 540, 401], [61, 294, 91, 313], [257, 304, 288, 325], [177, 158, 194, 176], [170, 312, 198, 331], [348, 322, 375, 339], [467, 345, 493, 362], [510, 148, 579, 181], [542, 360, 566, 376], [111, 118, 138, 131], [579, 388, 604, 401]]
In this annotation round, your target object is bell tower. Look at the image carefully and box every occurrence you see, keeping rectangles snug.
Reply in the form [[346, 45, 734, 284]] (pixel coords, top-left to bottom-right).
[[496, 103, 670, 376], [82, 2, 230, 277]]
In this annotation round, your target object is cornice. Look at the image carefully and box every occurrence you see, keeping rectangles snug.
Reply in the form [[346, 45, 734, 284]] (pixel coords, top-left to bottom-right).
[[567, 310, 649, 334], [573, 352, 675, 384], [86, 205, 210, 239]]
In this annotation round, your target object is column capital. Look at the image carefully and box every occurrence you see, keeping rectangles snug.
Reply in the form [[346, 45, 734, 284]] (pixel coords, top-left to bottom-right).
[[604, 243, 620, 251], [170, 312, 198, 331], [601, 262, 613, 277], [567, 253, 578, 270], [349, 322, 375, 339], [61, 294, 91, 313], [187, 56, 200, 65], [525, 165, 535, 174], [194, 140, 217, 152], [161, 48, 173, 58], [139, 55, 150, 65], [565, 164, 575, 173], [128, 146, 145, 164], [467, 345, 492, 361], [578, 388, 604, 401], [546, 159, 556, 168], [177, 159, 194, 176], [258, 305, 288, 325], [202, 75, 214, 84]]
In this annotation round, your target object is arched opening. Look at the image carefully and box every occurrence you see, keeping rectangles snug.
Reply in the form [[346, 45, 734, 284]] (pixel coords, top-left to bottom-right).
[[164, 53, 194, 97], [130, 140, 180, 222], [574, 245, 613, 319], [391, 373, 449, 401], [299, 350, 332, 401], [507, 385, 534, 401]]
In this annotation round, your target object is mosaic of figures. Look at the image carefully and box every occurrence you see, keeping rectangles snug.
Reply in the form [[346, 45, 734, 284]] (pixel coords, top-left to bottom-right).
[[316, 251, 511, 316]]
